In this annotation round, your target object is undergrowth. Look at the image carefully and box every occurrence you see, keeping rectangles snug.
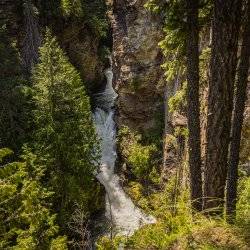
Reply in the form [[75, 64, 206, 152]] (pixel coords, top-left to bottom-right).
[[96, 175, 250, 249]]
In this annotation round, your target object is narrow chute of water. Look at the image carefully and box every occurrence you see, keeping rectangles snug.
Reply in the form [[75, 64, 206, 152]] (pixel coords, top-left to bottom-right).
[[93, 63, 155, 236]]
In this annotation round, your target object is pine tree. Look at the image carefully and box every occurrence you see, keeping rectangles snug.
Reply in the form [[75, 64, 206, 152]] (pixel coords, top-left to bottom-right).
[[0, 148, 22, 249], [186, 0, 203, 211], [0, 24, 31, 153], [14, 148, 68, 250], [204, 0, 242, 214], [226, 0, 250, 222], [31, 29, 99, 230], [0, 148, 67, 249]]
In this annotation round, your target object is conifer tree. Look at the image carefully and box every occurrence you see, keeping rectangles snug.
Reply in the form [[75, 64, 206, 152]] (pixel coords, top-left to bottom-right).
[[204, 0, 242, 213], [186, 0, 203, 212], [0, 148, 22, 249], [31, 29, 99, 229], [226, 0, 250, 222], [0, 24, 31, 153], [0, 148, 67, 249]]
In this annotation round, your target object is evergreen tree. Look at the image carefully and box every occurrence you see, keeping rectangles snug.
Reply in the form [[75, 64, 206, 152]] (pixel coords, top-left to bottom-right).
[[0, 23, 31, 153], [0, 148, 67, 249], [226, 0, 250, 222], [204, 0, 242, 214], [60, 0, 108, 37], [0, 148, 22, 249], [31, 29, 99, 231], [14, 149, 68, 250], [186, 0, 202, 212]]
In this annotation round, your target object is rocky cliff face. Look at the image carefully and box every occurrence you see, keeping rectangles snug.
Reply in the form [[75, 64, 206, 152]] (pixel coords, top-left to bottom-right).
[[1, 0, 107, 91], [107, 0, 165, 132], [58, 25, 106, 91]]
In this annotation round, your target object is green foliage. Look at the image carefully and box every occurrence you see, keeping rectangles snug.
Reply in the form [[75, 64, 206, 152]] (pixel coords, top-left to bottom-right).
[[35, 0, 63, 21], [0, 28, 102, 248], [15, 154, 67, 249], [0, 147, 67, 249], [0, 24, 31, 153], [32, 29, 98, 173], [199, 47, 211, 86], [145, 0, 212, 118], [0, 148, 13, 161], [100, 176, 250, 249], [168, 81, 187, 113], [0, 24, 21, 77], [236, 176, 250, 231], [0, 78, 32, 153], [60, 0, 108, 38], [126, 181, 144, 202], [125, 220, 247, 249], [118, 126, 159, 183], [145, 0, 186, 84], [0, 149, 22, 249], [1, 28, 102, 248], [31, 29, 100, 231], [50, 236, 68, 250], [61, 0, 83, 17], [96, 235, 126, 250], [128, 143, 157, 181]]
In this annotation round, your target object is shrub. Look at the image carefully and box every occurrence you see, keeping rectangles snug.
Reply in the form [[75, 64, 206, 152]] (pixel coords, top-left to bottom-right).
[[118, 126, 159, 183]]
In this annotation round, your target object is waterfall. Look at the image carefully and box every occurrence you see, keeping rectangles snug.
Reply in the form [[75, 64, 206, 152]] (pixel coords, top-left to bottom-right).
[[93, 62, 156, 236]]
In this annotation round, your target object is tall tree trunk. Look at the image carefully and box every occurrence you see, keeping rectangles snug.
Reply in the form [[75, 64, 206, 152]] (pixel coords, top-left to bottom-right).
[[186, 0, 203, 211], [21, 0, 41, 71], [226, 0, 250, 222], [204, 0, 242, 214]]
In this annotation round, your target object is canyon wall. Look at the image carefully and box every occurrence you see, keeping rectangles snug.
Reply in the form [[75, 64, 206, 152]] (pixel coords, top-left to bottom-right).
[[107, 0, 165, 132]]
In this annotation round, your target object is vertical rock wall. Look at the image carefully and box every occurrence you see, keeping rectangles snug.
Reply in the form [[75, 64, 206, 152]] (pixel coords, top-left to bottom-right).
[[58, 25, 105, 91], [107, 0, 165, 132]]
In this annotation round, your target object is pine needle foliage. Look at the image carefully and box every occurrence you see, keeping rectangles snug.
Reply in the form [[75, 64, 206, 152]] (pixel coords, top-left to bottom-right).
[[0, 24, 32, 153], [0, 148, 68, 249], [31, 29, 99, 230], [60, 0, 108, 37]]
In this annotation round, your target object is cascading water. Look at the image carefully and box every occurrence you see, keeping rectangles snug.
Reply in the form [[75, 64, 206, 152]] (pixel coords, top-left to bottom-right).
[[93, 61, 156, 236]]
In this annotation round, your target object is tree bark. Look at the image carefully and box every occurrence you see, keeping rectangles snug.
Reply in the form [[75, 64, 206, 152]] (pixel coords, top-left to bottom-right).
[[204, 0, 242, 214], [186, 0, 203, 211], [226, 0, 250, 222]]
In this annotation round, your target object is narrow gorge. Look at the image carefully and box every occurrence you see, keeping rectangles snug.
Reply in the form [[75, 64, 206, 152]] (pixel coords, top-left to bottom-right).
[[93, 59, 155, 236], [0, 0, 250, 249]]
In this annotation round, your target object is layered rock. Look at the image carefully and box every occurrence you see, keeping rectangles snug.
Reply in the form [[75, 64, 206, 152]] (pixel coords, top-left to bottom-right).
[[107, 0, 165, 132]]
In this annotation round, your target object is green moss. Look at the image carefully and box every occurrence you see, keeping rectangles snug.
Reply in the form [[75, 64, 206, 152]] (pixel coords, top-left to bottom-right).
[[168, 81, 187, 113]]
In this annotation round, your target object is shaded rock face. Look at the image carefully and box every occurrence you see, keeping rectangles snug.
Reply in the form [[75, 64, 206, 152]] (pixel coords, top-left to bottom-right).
[[59, 25, 105, 91], [107, 0, 165, 132], [4, 0, 107, 91]]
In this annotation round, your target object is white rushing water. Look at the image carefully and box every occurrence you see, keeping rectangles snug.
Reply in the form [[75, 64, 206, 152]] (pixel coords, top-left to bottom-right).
[[93, 64, 156, 236]]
